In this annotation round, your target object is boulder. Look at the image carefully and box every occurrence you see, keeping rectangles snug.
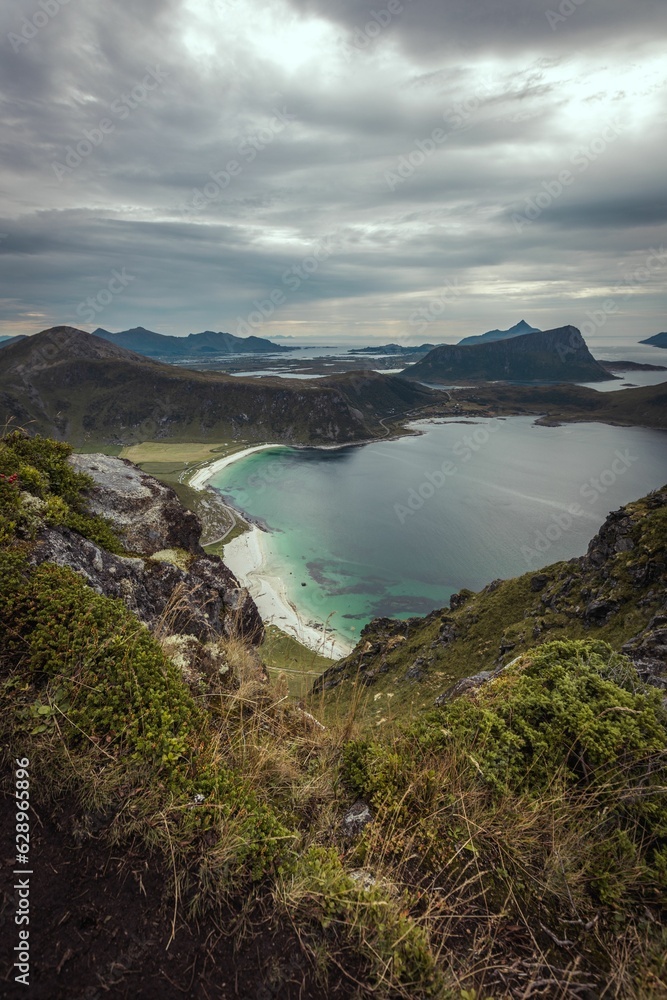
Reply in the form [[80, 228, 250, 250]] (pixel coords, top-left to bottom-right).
[[70, 453, 204, 557], [435, 670, 494, 705], [31, 525, 263, 644], [622, 612, 667, 690], [342, 801, 373, 836]]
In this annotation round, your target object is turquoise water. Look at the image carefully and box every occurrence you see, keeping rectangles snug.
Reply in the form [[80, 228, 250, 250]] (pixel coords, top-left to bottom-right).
[[210, 418, 667, 646]]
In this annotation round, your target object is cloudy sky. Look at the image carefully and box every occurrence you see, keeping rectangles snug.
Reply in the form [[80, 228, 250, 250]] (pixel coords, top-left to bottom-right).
[[1, 0, 666, 345]]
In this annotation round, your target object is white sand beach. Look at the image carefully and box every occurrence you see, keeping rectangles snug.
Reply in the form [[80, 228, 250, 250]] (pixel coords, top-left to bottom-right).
[[223, 525, 353, 661], [187, 444, 279, 491]]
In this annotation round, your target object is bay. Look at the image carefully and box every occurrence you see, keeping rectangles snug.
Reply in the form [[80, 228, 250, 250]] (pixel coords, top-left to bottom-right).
[[210, 418, 667, 648]]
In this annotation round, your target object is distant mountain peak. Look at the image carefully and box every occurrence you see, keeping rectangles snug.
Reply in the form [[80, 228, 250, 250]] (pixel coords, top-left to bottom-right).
[[406, 325, 611, 384], [457, 320, 541, 347]]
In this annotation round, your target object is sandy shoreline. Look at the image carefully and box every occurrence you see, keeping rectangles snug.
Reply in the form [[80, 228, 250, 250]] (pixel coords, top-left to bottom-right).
[[223, 525, 353, 660], [187, 444, 279, 491], [186, 442, 353, 660]]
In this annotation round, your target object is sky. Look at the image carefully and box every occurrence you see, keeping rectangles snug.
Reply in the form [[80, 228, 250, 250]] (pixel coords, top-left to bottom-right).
[[1, 0, 666, 346]]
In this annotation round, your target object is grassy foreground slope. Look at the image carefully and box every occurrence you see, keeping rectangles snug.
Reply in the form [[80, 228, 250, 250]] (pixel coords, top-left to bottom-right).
[[1, 433, 666, 998]]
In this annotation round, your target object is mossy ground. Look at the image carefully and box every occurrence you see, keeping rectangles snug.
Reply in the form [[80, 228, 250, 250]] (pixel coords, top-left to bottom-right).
[[2, 434, 666, 998]]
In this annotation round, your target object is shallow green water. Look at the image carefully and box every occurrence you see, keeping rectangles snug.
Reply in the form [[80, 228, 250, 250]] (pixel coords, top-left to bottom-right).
[[210, 418, 667, 646]]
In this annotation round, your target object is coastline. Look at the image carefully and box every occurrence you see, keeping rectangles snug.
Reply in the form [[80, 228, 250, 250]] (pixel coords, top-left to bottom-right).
[[187, 444, 280, 491], [223, 525, 353, 661]]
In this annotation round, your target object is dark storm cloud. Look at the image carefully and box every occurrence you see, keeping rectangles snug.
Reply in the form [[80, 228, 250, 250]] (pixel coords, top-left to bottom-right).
[[0, 0, 665, 340], [288, 0, 667, 56]]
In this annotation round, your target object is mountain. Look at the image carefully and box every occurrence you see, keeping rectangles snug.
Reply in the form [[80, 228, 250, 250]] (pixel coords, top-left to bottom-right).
[[457, 319, 540, 347], [0, 326, 438, 446], [640, 332, 667, 348], [350, 343, 440, 355], [405, 325, 612, 384], [92, 326, 297, 357], [0, 334, 26, 349]]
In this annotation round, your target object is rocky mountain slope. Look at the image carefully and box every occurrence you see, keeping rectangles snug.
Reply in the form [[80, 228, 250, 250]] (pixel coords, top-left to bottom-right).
[[407, 324, 611, 383], [0, 326, 438, 446], [314, 486, 667, 720], [34, 451, 262, 649]]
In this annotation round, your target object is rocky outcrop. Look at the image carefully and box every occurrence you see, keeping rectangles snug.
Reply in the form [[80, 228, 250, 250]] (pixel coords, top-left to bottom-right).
[[70, 453, 204, 557], [30, 526, 263, 643], [434, 670, 494, 705], [623, 611, 667, 690], [26, 454, 264, 644]]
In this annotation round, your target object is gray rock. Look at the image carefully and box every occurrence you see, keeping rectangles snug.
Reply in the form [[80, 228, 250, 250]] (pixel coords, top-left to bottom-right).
[[622, 612, 667, 689], [530, 574, 549, 592], [70, 453, 204, 557], [435, 670, 494, 706], [342, 801, 373, 836], [584, 599, 619, 622], [31, 525, 263, 644], [449, 588, 473, 610]]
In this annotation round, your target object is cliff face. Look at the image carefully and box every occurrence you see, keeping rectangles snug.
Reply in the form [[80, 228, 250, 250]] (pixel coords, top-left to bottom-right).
[[314, 487, 667, 716], [31, 453, 263, 644], [406, 325, 612, 383]]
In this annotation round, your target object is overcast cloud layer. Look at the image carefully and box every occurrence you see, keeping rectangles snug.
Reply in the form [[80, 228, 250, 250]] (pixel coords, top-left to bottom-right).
[[1, 0, 665, 345]]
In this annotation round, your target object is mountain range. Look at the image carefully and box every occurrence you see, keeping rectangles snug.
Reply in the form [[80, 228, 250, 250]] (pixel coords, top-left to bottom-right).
[[406, 325, 612, 383], [0, 327, 437, 446], [92, 326, 299, 357], [456, 318, 540, 346]]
